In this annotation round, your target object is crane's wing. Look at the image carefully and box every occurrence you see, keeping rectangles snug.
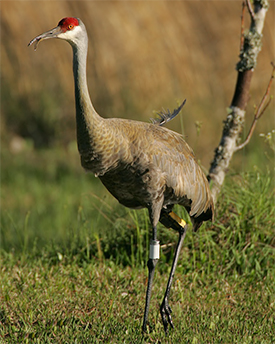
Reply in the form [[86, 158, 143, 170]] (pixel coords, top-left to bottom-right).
[[101, 117, 213, 221], [146, 124, 212, 219]]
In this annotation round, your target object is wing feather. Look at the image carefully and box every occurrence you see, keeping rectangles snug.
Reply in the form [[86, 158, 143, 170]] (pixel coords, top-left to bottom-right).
[[145, 124, 212, 218]]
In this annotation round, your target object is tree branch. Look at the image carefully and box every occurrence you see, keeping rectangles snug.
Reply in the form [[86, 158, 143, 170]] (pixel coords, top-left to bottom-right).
[[235, 63, 275, 151], [246, 0, 255, 20], [240, 1, 246, 52], [207, 0, 269, 204]]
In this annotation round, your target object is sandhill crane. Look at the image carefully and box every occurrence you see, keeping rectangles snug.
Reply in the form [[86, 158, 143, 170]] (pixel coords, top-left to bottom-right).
[[29, 17, 214, 333]]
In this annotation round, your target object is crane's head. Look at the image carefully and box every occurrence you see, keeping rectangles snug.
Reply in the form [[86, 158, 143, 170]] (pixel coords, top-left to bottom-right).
[[28, 17, 86, 50]]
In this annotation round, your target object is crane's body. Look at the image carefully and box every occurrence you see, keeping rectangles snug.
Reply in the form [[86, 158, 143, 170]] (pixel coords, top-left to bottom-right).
[[82, 117, 212, 224], [29, 17, 214, 333]]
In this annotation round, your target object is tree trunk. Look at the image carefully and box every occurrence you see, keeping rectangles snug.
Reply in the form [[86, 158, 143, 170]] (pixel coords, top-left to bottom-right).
[[207, 0, 269, 203]]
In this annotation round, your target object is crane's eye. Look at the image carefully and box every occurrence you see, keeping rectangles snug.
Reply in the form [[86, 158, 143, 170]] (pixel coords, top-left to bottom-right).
[[68, 24, 74, 30]]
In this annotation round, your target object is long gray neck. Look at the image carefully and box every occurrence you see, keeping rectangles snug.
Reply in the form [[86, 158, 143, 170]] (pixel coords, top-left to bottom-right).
[[72, 34, 102, 154]]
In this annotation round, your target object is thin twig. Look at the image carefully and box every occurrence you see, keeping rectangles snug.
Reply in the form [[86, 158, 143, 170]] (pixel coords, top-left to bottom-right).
[[255, 62, 275, 119], [246, 0, 255, 20], [240, 1, 246, 52], [235, 63, 275, 151]]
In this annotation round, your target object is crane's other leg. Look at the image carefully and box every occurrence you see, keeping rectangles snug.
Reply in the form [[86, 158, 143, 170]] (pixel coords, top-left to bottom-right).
[[142, 226, 159, 333], [159, 210, 188, 333], [142, 202, 163, 333]]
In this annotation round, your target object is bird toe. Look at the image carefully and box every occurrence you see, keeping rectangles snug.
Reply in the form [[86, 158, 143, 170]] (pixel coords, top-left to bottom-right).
[[160, 299, 174, 333]]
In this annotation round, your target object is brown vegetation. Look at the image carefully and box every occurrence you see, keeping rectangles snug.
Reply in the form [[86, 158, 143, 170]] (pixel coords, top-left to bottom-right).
[[1, 1, 274, 167]]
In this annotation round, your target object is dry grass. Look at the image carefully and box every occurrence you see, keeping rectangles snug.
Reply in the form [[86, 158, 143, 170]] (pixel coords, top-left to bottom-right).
[[1, 1, 274, 166]]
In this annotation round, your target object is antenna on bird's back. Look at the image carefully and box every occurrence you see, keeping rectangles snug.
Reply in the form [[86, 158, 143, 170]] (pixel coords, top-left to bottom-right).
[[151, 99, 186, 126]]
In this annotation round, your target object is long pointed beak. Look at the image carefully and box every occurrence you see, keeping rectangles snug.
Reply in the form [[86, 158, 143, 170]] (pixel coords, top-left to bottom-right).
[[28, 26, 62, 50]]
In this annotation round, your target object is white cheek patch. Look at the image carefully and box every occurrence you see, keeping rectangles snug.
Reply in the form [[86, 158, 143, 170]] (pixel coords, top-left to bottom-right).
[[58, 25, 82, 40]]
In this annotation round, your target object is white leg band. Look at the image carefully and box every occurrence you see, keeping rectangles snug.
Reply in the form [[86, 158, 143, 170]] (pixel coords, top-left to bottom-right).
[[149, 240, 160, 260]]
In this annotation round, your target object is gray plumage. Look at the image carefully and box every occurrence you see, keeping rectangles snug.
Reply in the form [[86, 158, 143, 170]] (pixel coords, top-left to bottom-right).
[[29, 17, 214, 332]]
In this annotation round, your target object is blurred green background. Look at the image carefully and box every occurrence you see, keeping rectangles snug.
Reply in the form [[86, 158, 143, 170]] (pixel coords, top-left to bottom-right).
[[1, 1, 274, 252]]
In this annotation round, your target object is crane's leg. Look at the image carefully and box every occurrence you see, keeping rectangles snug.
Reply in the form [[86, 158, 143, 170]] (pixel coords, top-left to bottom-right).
[[159, 211, 188, 333], [142, 201, 164, 333], [142, 225, 159, 333]]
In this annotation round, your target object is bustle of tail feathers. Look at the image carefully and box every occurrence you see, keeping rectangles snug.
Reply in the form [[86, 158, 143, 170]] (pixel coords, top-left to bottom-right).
[[192, 205, 214, 232], [150, 99, 186, 126]]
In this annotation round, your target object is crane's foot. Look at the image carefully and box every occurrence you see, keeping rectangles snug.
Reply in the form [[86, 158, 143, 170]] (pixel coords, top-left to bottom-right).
[[160, 296, 174, 333], [142, 321, 153, 334]]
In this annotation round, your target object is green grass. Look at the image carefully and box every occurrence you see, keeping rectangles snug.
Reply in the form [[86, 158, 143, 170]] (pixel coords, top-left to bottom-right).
[[1, 257, 274, 343], [1, 146, 275, 343]]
